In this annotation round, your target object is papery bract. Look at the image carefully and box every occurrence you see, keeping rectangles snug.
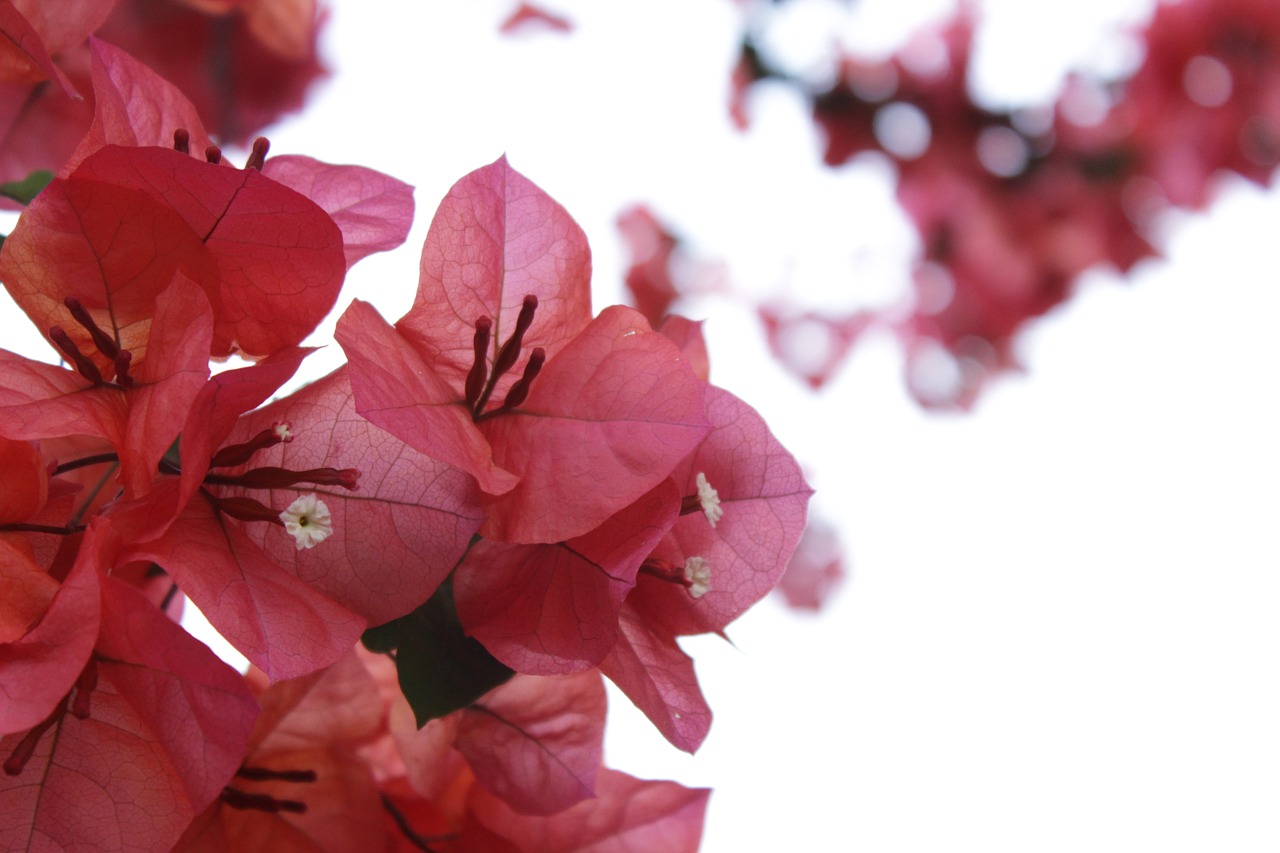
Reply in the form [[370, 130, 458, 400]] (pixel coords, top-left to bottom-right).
[[220, 367, 485, 626], [453, 479, 679, 674], [175, 651, 389, 853], [0, 436, 47, 524], [96, 0, 327, 145], [400, 155, 591, 396], [127, 486, 366, 680], [63, 37, 214, 175], [465, 768, 710, 853], [474, 305, 709, 544], [262, 154, 415, 270], [0, 570, 257, 853], [598, 605, 712, 754], [1, 142, 345, 361], [0, 275, 212, 498], [499, 3, 573, 36], [455, 671, 606, 816], [340, 159, 710, 544], [0, 531, 98, 735], [631, 385, 811, 637]]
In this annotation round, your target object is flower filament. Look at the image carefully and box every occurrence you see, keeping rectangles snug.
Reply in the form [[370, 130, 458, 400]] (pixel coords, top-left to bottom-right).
[[466, 294, 546, 421]]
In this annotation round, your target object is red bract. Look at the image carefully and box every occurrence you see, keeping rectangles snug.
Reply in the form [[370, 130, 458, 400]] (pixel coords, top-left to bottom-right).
[[108, 350, 367, 680], [1, 542, 257, 853], [452, 480, 680, 675], [598, 604, 712, 753], [65, 37, 216, 175], [0, 142, 346, 361], [0, 275, 212, 498], [0, 1, 104, 188], [175, 652, 390, 852], [0, 436, 47, 524], [1117, 0, 1280, 206], [465, 768, 710, 853], [262, 155, 415, 271], [454, 671, 605, 816], [0, 531, 98, 736], [339, 157, 711, 544], [95, 0, 327, 146], [219, 368, 485, 626]]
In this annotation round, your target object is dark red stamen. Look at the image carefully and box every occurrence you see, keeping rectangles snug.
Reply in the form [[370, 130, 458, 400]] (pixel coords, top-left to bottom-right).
[[210, 427, 289, 468], [245, 137, 270, 171], [490, 294, 538, 382], [220, 786, 308, 814], [489, 346, 544, 416], [70, 658, 99, 720], [205, 144, 222, 165], [4, 702, 65, 776], [49, 327, 103, 384], [236, 766, 318, 783], [473, 295, 540, 418], [173, 128, 190, 154], [465, 316, 492, 407], [63, 297, 119, 361], [208, 494, 285, 526], [113, 351, 134, 388], [204, 466, 360, 491]]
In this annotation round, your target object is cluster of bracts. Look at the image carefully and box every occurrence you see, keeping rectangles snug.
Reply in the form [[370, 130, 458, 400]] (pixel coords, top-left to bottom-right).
[[0, 8, 810, 851], [714, 0, 1280, 407]]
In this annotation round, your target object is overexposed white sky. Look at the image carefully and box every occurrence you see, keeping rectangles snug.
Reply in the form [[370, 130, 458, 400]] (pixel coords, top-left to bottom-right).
[[9, 1, 1280, 850]]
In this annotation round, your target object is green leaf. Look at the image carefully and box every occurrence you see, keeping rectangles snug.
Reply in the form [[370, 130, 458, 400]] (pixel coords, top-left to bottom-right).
[[361, 577, 514, 727], [0, 170, 54, 205]]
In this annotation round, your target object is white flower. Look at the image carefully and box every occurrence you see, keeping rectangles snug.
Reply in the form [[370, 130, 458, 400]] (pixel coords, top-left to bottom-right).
[[272, 421, 294, 442], [279, 493, 333, 550], [695, 472, 722, 528], [683, 556, 711, 599]]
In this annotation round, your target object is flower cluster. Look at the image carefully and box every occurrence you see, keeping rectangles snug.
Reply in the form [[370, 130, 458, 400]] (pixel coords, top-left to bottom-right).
[[725, 0, 1280, 407], [0, 27, 809, 852]]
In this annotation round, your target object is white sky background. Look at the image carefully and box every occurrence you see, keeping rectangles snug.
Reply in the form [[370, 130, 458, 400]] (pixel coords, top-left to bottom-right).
[[8, 0, 1280, 850]]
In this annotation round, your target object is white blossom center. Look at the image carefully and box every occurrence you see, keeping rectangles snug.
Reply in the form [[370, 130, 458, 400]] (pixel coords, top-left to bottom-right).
[[683, 556, 711, 599], [280, 493, 333, 550], [696, 472, 722, 528]]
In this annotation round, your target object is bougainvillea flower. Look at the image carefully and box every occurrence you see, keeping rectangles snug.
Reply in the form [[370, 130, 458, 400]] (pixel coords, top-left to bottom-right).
[[464, 768, 710, 853], [339, 157, 710, 544], [452, 479, 680, 675], [603, 382, 811, 751], [0, 140, 346, 361], [0, 275, 213, 498], [0, 527, 99, 736], [98, 350, 369, 680], [215, 367, 485, 627], [1, 526, 258, 853], [174, 651, 389, 852]]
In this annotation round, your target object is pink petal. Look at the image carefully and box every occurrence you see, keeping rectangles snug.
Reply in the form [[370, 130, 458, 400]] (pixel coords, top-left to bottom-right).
[[263, 154, 415, 270], [456, 671, 605, 815], [399, 155, 592, 397], [479, 305, 709, 544]]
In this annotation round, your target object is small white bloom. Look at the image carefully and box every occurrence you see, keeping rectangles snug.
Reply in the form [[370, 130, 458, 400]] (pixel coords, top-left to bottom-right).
[[695, 472, 722, 528], [279, 493, 333, 550], [683, 556, 711, 599], [272, 421, 293, 442]]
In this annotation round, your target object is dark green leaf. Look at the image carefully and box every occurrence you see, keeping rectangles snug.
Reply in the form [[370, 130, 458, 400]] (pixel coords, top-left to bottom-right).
[[361, 577, 514, 727], [0, 170, 54, 205]]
